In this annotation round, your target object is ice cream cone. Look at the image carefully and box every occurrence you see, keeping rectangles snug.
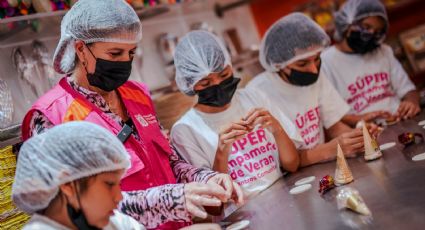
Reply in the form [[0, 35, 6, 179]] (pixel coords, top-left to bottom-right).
[[363, 125, 382, 161], [335, 144, 354, 185]]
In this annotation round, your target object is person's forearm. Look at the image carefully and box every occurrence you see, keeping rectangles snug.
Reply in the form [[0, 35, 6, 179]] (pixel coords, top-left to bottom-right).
[[341, 114, 361, 127], [169, 145, 217, 183], [299, 139, 337, 167], [402, 90, 420, 104], [273, 129, 299, 172], [212, 151, 229, 173], [326, 121, 352, 140], [119, 184, 190, 229]]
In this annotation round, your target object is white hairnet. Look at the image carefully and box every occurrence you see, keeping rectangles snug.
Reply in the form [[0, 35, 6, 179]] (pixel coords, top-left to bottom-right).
[[12, 121, 131, 214], [174, 30, 231, 96], [334, 0, 388, 41], [53, 0, 143, 74], [260, 13, 330, 72]]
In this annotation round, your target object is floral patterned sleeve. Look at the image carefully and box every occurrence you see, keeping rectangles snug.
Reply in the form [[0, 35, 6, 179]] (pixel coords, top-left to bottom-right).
[[119, 184, 190, 229], [169, 144, 218, 184], [28, 111, 55, 136]]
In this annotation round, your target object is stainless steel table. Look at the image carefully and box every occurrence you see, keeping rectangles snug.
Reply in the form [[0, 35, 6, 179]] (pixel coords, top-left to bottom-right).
[[223, 114, 425, 230]]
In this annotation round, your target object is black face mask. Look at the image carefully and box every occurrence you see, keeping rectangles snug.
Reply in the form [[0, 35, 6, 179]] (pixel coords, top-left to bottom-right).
[[85, 45, 132, 92], [197, 76, 241, 107], [346, 30, 381, 54], [67, 204, 101, 230], [284, 62, 321, 87], [66, 183, 101, 230]]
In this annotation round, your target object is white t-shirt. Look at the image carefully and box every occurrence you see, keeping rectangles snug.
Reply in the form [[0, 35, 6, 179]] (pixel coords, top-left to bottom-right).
[[23, 211, 144, 230], [321, 44, 416, 114], [171, 89, 302, 196], [246, 71, 350, 150]]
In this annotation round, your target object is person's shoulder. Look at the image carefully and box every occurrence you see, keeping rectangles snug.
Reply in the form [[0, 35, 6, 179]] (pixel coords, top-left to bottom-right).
[[321, 46, 338, 60], [316, 70, 338, 93], [108, 211, 145, 230], [377, 43, 394, 56], [22, 223, 59, 230], [125, 80, 150, 95], [247, 71, 274, 88], [32, 79, 69, 109], [22, 215, 68, 230], [173, 108, 198, 126], [238, 88, 269, 106], [171, 108, 200, 135]]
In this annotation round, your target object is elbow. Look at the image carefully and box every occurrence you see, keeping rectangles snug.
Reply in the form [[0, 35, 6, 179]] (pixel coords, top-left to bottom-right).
[[283, 160, 299, 173], [286, 166, 298, 173]]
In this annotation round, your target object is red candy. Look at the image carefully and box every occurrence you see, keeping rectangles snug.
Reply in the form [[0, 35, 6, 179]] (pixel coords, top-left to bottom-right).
[[398, 132, 424, 147], [319, 175, 335, 194]]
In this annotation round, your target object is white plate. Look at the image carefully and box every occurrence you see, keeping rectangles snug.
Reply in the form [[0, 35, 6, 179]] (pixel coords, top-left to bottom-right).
[[289, 184, 312, 195], [379, 142, 396, 151], [412, 153, 425, 162], [418, 120, 425, 126], [226, 220, 250, 230], [294, 176, 316, 186]]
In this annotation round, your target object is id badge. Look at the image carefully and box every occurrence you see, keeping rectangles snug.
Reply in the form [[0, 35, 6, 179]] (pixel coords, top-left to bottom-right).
[[117, 123, 133, 143]]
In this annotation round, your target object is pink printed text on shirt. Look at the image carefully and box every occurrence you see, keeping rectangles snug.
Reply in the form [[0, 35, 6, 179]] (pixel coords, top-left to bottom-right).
[[228, 128, 278, 186], [295, 106, 321, 148], [346, 72, 395, 113]]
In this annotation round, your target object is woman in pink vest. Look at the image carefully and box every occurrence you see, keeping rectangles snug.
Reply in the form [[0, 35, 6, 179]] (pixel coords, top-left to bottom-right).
[[21, 0, 243, 229]]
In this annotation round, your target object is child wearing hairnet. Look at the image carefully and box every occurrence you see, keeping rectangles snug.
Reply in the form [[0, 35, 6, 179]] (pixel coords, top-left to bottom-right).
[[321, 0, 420, 126], [13, 122, 221, 230], [12, 121, 144, 230], [247, 13, 366, 167], [171, 31, 301, 200]]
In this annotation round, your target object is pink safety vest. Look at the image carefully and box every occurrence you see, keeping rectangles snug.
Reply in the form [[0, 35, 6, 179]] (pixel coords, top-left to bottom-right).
[[22, 78, 190, 229]]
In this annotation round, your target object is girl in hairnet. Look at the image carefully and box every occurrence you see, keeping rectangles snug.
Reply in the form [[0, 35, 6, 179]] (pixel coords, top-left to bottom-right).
[[20, 0, 242, 228], [13, 121, 143, 230], [170, 31, 300, 199], [321, 0, 420, 126], [247, 13, 365, 167], [14, 122, 221, 230]]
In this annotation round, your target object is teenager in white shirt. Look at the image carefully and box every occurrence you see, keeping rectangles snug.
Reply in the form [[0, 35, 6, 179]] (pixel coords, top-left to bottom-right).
[[321, 0, 420, 126], [171, 31, 301, 196], [247, 13, 365, 167]]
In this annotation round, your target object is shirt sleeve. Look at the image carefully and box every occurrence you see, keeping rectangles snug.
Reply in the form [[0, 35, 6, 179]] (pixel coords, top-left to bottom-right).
[[119, 184, 191, 229], [169, 143, 218, 183], [170, 123, 215, 169], [319, 74, 350, 129], [158, 120, 217, 183], [386, 46, 416, 99], [320, 52, 338, 88]]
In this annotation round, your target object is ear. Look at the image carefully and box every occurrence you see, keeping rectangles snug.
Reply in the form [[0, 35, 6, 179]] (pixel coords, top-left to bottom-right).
[[223, 65, 234, 76], [345, 25, 355, 38], [59, 182, 76, 200], [74, 40, 86, 65], [60, 182, 81, 209], [280, 66, 291, 77]]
